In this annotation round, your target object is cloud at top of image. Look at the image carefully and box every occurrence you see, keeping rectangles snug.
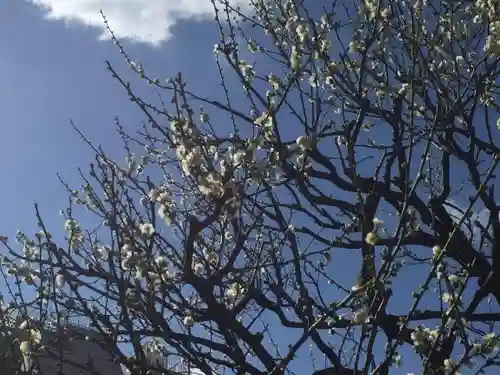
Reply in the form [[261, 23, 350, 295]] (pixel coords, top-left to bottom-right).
[[26, 0, 250, 46]]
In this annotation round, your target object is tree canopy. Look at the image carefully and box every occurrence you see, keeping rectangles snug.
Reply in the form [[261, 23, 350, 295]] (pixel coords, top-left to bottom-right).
[[2, 0, 500, 374]]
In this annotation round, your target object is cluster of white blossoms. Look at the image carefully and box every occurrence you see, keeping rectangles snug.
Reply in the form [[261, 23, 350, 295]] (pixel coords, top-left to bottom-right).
[[225, 282, 245, 304], [476, 332, 500, 355], [441, 291, 461, 306], [432, 245, 442, 258], [120, 243, 174, 284], [55, 273, 66, 288], [138, 222, 155, 237], [92, 243, 110, 262], [294, 134, 315, 169], [336, 135, 347, 147], [198, 172, 227, 197], [238, 60, 256, 82], [284, 9, 332, 62], [183, 315, 195, 328], [484, 20, 500, 54], [18, 320, 42, 356], [16, 230, 38, 261], [120, 247, 142, 271], [364, 217, 384, 246], [336, 0, 493, 106], [176, 145, 204, 177], [193, 262, 205, 274], [296, 135, 313, 151], [267, 73, 281, 91], [465, 333, 500, 362], [64, 218, 83, 251], [364, 231, 378, 246], [411, 325, 439, 353], [203, 248, 219, 265], [170, 109, 287, 205], [253, 111, 274, 131], [348, 37, 365, 55], [362, 0, 383, 21], [83, 183, 100, 210], [352, 305, 370, 324], [295, 22, 308, 44], [6, 261, 38, 286], [474, 0, 500, 54], [192, 247, 220, 275], [443, 358, 459, 374], [121, 241, 145, 278], [148, 185, 176, 222], [171, 116, 236, 200]]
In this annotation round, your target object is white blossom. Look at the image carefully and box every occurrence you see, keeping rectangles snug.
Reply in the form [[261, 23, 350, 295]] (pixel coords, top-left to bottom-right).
[[372, 217, 384, 229], [231, 150, 247, 165], [267, 73, 281, 90], [148, 188, 160, 201], [55, 274, 66, 288], [238, 60, 255, 81], [433, 245, 442, 257], [365, 232, 378, 246], [226, 283, 244, 303], [19, 341, 32, 354], [193, 262, 205, 274], [64, 219, 78, 231], [336, 135, 347, 146], [398, 83, 410, 96], [155, 256, 167, 267], [139, 223, 155, 237], [203, 249, 219, 265], [183, 316, 194, 328], [226, 288, 238, 302], [296, 135, 313, 151], [254, 112, 273, 128], [443, 358, 458, 373], [352, 305, 369, 324]]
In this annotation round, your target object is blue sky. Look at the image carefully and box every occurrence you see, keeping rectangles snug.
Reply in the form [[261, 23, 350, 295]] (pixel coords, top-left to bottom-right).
[[2, 1, 499, 375], [1, 0, 300, 371], [0, 0, 238, 236]]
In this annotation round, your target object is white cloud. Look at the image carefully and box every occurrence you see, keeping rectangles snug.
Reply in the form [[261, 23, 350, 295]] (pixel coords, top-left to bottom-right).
[[27, 0, 250, 46]]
